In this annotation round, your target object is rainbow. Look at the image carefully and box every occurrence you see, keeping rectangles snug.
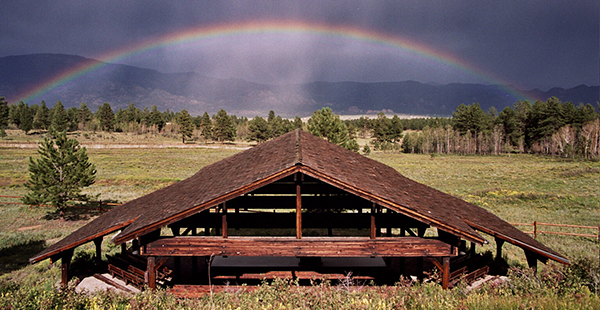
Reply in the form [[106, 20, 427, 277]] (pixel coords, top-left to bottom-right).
[[14, 20, 536, 104]]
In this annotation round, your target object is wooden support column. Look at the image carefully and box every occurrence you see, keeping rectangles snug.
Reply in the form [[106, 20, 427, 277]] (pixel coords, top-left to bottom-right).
[[174, 257, 181, 282], [370, 203, 376, 239], [121, 243, 126, 254], [132, 239, 139, 254], [295, 173, 302, 239], [429, 257, 450, 289], [525, 250, 538, 272], [93, 237, 103, 263], [442, 257, 450, 289], [470, 241, 476, 255], [222, 202, 228, 238], [61, 249, 74, 289], [146, 256, 156, 290], [495, 237, 505, 260]]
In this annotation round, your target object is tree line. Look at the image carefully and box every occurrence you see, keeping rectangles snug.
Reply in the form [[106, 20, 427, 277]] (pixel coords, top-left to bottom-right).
[[1, 96, 598, 158], [399, 98, 599, 159]]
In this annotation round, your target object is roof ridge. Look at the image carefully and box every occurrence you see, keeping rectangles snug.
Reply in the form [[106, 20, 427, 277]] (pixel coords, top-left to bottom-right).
[[295, 129, 302, 165]]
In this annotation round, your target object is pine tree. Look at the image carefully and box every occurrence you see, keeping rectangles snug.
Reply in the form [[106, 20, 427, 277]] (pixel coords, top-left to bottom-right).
[[213, 109, 236, 142], [293, 116, 303, 129], [247, 116, 270, 143], [146, 105, 165, 132], [96, 102, 115, 132], [177, 109, 194, 143], [79, 102, 93, 129], [200, 112, 213, 140], [32, 102, 49, 130], [51, 101, 69, 133], [19, 102, 35, 134], [0, 97, 9, 136], [307, 107, 349, 145], [23, 131, 96, 219]]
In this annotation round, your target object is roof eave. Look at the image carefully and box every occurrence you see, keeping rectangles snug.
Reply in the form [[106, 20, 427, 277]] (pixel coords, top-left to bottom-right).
[[298, 166, 487, 245], [112, 165, 302, 245], [466, 220, 570, 265]]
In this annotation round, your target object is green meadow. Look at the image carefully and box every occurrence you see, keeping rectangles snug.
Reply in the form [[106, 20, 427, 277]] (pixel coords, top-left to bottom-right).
[[1, 142, 599, 309]]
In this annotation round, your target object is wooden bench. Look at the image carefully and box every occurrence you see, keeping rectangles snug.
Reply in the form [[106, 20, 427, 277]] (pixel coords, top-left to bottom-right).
[[107, 253, 172, 289], [448, 266, 468, 288], [463, 266, 489, 284]]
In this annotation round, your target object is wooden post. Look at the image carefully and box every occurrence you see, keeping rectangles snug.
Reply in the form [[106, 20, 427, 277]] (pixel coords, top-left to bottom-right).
[[296, 173, 302, 239], [146, 256, 156, 290], [442, 257, 450, 289], [60, 249, 74, 289], [470, 241, 476, 255], [417, 227, 426, 237], [222, 202, 228, 238], [533, 221, 537, 239], [132, 239, 139, 254], [93, 237, 103, 263], [370, 203, 376, 239], [495, 237, 505, 260], [121, 243, 127, 254], [525, 250, 537, 272]]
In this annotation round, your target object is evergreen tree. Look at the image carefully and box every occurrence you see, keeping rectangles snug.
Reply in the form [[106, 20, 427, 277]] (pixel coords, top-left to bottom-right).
[[293, 116, 303, 129], [66, 107, 79, 131], [51, 101, 69, 133], [18, 102, 35, 134], [389, 115, 403, 143], [32, 101, 50, 130], [200, 112, 213, 140], [177, 109, 194, 143], [213, 109, 236, 142], [247, 116, 270, 143], [22, 131, 96, 219], [372, 112, 392, 143], [146, 105, 165, 131], [9, 102, 22, 128], [0, 97, 8, 136], [307, 107, 349, 145], [96, 102, 115, 132], [125, 102, 139, 123], [452, 103, 488, 136], [79, 102, 93, 128]]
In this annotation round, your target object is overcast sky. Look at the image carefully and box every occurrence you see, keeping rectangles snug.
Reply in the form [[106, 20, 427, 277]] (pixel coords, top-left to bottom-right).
[[1, 1, 598, 90]]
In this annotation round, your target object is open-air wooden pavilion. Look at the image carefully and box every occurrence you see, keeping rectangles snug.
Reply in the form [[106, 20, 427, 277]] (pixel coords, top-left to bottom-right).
[[30, 129, 568, 291]]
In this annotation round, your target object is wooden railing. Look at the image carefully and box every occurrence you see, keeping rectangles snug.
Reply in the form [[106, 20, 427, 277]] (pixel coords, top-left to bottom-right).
[[511, 221, 600, 240]]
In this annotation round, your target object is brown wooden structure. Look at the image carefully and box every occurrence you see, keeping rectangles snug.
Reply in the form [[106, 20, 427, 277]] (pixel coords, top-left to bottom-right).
[[30, 129, 569, 290]]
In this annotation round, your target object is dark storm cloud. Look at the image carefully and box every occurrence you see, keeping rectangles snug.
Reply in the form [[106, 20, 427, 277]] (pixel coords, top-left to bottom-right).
[[1, 1, 598, 89]]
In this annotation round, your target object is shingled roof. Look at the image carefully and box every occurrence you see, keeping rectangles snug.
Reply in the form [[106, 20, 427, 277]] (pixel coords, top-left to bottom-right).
[[30, 129, 569, 264]]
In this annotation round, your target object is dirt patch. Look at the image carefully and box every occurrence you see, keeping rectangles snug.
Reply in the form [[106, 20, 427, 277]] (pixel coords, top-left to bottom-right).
[[16, 225, 42, 231]]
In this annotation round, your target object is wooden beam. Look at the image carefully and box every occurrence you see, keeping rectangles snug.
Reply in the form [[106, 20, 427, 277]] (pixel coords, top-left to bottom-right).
[[296, 173, 302, 239], [222, 203, 228, 238], [144, 236, 457, 257], [146, 256, 156, 290], [495, 237, 505, 260], [525, 250, 538, 272], [173, 212, 426, 230], [370, 203, 376, 239], [93, 237, 103, 263], [61, 249, 74, 289], [441, 257, 450, 289]]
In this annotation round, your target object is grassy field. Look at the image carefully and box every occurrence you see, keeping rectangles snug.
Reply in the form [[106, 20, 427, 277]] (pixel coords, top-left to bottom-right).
[[1, 134, 599, 308]]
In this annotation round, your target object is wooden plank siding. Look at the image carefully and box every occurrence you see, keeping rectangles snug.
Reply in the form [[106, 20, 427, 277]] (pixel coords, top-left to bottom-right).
[[142, 236, 457, 257]]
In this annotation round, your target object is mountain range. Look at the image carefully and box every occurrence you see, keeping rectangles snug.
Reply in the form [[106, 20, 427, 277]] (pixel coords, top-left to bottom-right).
[[1, 54, 597, 117]]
